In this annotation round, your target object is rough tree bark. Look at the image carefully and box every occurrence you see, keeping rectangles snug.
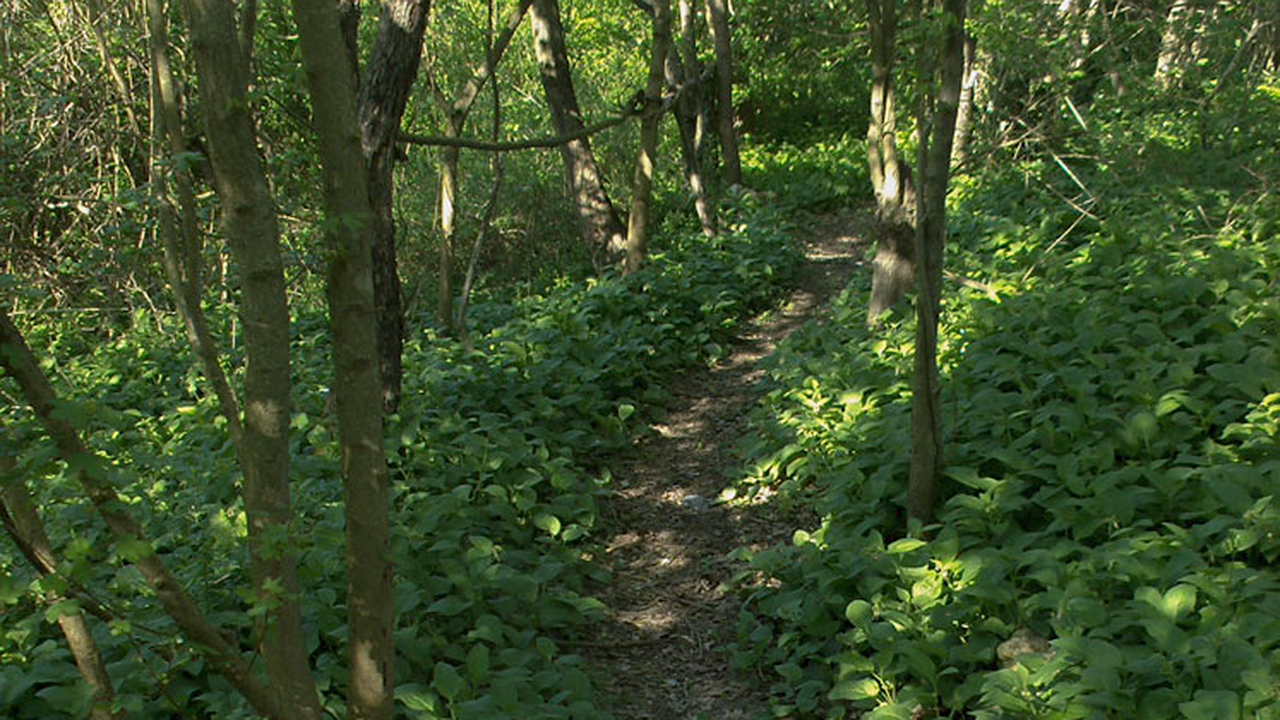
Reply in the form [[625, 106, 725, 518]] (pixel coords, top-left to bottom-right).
[[865, 0, 917, 325], [909, 0, 967, 525], [704, 0, 740, 185], [174, 0, 321, 715], [530, 0, 627, 266], [355, 0, 430, 410], [290, 0, 396, 717], [625, 0, 672, 274]]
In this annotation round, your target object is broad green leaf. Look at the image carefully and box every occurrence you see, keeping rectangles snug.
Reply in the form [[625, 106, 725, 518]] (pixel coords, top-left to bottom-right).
[[1178, 690, 1240, 720], [432, 662, 467, 702], [466, 644, 490, 683], [617, 403, 636, 421], [887, 538, 926, 554], [1163, 584, 1197, 620], [426, 595, 472, 616], [534, 513, 561, 537], [827, 676, 879, 701], [394, 683, 438, 712], [845, 599, 872, 627]]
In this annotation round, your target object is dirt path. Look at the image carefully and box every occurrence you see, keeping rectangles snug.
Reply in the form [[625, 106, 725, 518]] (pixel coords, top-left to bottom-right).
[[582, 208, 872, 719]]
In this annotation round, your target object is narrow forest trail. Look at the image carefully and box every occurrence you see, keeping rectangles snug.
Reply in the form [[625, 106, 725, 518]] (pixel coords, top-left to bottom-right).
[[581, 208, 873, 719]]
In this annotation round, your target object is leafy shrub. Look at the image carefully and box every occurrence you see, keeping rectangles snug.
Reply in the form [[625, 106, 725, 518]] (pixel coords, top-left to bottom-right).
[[0, 201, 800, 719], [732, 125, 1280, 719]]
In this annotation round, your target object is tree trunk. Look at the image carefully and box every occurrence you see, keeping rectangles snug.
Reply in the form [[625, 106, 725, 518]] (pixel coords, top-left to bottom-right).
[[290, 1, 396, 718], [529, 0, 627, 266], [671, 0, 716, 236], [625, 0, 671, 274], [908, 0, 966, 525], [436, 0, 532, 333], [865, 0, 916, 325], [1155, 0, 1192, 88], [176, 0, 320, 715], [438, 136, 460, 330], [950, 31, 979, 169], [355, 0, 430, 411], [147, 0, 244, 452], [0, 311, 301, 720], [703, 0, 740, 186], [0, 448, 123, 720]]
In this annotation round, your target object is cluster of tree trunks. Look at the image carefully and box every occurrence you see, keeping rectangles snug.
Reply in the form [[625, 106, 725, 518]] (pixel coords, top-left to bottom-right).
[[0, 0, 750, 717], [863, 0, 967, 523], [530, 0, 629, 268]]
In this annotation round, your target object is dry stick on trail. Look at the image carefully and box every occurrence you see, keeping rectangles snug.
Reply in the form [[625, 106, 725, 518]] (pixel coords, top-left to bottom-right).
[[584, 210, 872, 718]]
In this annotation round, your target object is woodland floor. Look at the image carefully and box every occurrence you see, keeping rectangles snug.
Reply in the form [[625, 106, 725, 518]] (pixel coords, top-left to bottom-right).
[[580, 207, 873, 719]]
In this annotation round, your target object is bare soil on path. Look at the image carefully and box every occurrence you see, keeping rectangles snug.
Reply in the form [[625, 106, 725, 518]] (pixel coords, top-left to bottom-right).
[[582, 208, 873, 720]]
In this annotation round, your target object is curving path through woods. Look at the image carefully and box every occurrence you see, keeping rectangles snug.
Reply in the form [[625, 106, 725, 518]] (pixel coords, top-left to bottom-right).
[[582, 208, 872, 719]]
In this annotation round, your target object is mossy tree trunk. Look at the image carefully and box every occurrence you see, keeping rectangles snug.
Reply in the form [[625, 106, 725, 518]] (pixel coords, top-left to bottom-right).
[[291, 0, 396, 716]]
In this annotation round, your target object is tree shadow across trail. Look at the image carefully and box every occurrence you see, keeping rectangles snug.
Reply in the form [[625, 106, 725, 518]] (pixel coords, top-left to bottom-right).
[[579, 208, 872, 719]]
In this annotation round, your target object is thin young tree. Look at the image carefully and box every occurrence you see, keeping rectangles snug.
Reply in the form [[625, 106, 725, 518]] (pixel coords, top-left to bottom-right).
[[704, 0, 740, 185], [176, 0, 322, 712], [908, 0, 967, 524], [0, 434, 124, 720], [625, 0, 672, 274], [434, 0, 533, 333]]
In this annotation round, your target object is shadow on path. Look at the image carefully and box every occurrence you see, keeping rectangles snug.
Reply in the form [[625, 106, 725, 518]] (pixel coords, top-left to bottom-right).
[[581, 208, 873, 719]]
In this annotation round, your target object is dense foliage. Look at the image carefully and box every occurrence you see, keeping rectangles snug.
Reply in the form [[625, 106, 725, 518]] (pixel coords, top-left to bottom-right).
[[0, 201, 798, 719], [4, 0, 1279, 717], [731, 79, 1280, 718]]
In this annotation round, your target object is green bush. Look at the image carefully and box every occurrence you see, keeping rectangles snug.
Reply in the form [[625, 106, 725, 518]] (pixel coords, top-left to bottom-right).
[[731, 111, 1280, 719], [0, 200, 800, 719]]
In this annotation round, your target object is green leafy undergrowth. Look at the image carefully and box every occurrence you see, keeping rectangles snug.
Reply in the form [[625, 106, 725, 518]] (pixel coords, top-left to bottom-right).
[[0, 202, 799, 719], [731, 145, 1279, 718], [741, 135, 872, 214]]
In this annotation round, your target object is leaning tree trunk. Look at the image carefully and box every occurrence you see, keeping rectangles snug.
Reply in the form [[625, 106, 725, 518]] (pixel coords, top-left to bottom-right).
[[0, 448, 123, 720], [530, 0, 627, 266], [177, 0, 321, 714], [908, 0, 966, 525], [625, 0, 672, 274], [147, 0, 244, 452], [442, 0, 532, 335], [356, 0, 430, 412], [0, 311, 301, 720], [291, 0, 396, 717], [865, 0, 917, 326], [704, 0, 740, 186]]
